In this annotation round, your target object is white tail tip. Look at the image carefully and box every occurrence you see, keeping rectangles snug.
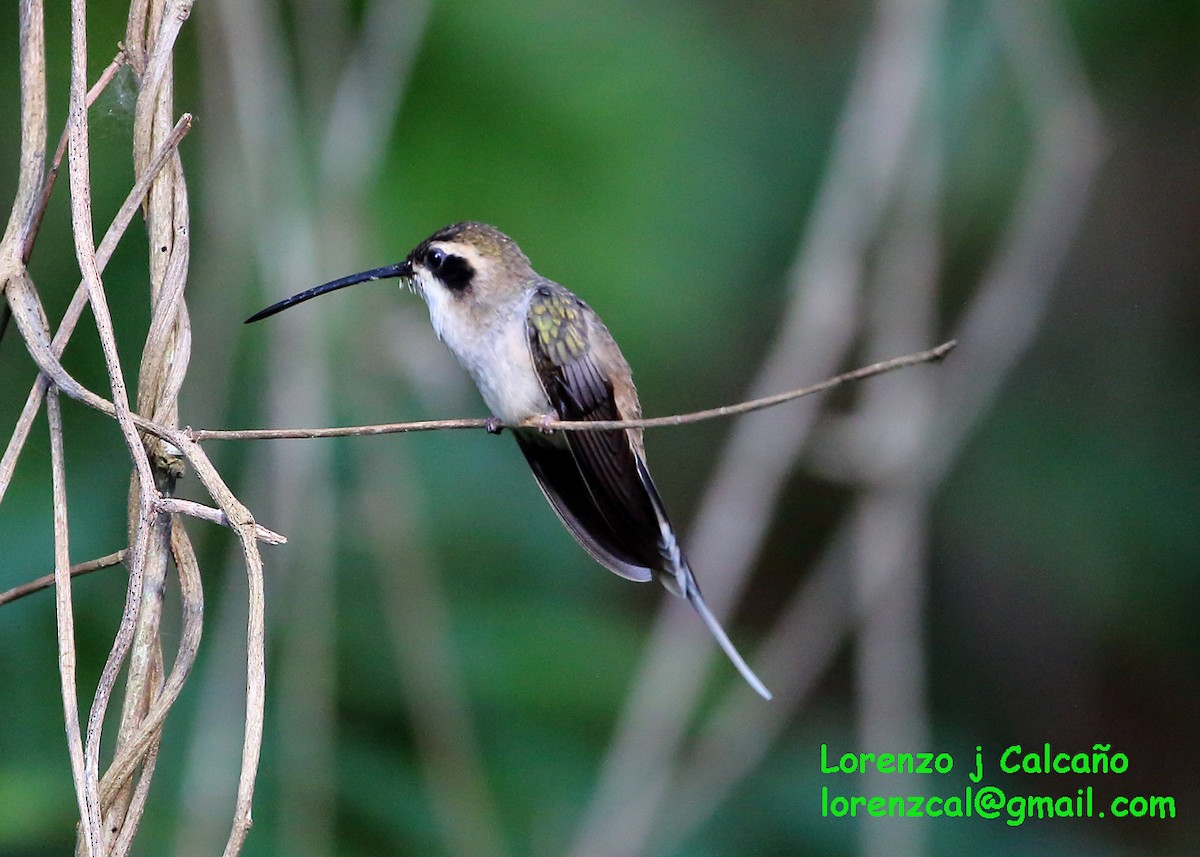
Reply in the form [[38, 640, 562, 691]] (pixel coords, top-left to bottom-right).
[[685, 580, 772, 701]]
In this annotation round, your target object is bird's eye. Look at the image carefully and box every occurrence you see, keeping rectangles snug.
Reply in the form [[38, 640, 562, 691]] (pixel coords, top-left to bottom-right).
[[426, 247, 446, 270]]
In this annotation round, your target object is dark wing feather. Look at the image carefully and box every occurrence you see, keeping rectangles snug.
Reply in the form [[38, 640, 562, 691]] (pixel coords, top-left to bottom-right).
[[521, 286, 774, 699], [521, 285, 668, 580], [515, 434, 653, 582]]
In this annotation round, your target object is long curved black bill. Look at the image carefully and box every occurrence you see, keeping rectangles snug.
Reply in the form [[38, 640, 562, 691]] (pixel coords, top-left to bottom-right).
[[244, 261, 410, 323]]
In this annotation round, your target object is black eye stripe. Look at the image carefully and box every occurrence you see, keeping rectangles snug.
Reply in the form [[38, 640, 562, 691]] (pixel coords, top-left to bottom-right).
[[425, 247, 474, 293]]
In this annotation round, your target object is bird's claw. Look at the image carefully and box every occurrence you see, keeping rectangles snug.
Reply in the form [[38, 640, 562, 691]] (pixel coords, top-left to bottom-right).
[[537, 413, 556, 434], [485, 415, 504, 435]]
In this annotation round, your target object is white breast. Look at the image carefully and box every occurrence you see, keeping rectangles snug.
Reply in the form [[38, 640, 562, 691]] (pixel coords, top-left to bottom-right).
[[422, 281, 550, 423]]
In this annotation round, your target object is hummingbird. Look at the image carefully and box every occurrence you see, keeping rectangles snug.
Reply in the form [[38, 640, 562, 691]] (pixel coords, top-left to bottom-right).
[[246, 222, 771, 699]]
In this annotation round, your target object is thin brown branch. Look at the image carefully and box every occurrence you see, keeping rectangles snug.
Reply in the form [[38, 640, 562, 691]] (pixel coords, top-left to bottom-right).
[[66, 0, 156, 499], [0, 0, 46, 275], [158, 497, 287, 544], [23, 49, 128, 263], [186, 340, 956, 442], [48, 387, 103, 855], [110, 742, 160, 857], [0, 550, 127, 607], [7, 339, 955, 484], [0, 497, 280, 610], [0, 0, 48, 345], [132, 1, 192, 178], [0, 0, 46, 271], [3, 2, 213, 853], [105, 504, 170, 848]]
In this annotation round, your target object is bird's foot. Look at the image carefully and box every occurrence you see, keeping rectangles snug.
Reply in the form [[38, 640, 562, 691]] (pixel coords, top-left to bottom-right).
[[485, 415, 504, 435], [536, 413, 557, 434]]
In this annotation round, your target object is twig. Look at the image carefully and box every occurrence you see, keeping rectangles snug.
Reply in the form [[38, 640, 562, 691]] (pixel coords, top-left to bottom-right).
[[109, 742, 160, 857], [158, 497, 287, 544], [0, 498, 284, 609], [23, 49, 128, 263], [48, 387, 103, 855], [0, 0, 47, 267], [186, 340, 956, 442], [63, 0, 158, 485], [2, 1, 230, 853], [0, 550, 127, 607]]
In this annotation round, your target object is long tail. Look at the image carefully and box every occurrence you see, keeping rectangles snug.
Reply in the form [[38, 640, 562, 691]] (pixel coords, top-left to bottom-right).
[[643, 457, 771, 699], [680, 571, 772, 701]]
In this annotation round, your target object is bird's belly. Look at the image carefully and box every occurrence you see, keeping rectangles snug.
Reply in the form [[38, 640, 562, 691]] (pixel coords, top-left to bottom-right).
[[444, 315, 551, 424], [472, 356, 551, 424]]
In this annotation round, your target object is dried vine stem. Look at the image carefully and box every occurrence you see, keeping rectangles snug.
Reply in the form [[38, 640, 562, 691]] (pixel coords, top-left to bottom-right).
[[23, 50, 127, 263], [0, 551, 127, 607], [0, 502, 284, 610], [48, 386, 102, 855], [157, 499, 286, 544], [187, 339, 956, 442], [2, 0, 264, 853], [8, 339, 955, 452]]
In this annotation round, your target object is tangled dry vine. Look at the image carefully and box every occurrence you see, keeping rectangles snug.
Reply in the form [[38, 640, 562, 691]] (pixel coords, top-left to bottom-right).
[[0, 2, 268, 856]]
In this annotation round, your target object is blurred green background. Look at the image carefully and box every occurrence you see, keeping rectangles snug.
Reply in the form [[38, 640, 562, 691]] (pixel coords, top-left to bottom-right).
[[1, 1, 1197, 856]]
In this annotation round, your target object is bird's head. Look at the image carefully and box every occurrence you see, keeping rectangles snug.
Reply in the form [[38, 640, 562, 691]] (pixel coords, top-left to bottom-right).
[[401, 222, 536, 324], [244, 221, 534, 325]]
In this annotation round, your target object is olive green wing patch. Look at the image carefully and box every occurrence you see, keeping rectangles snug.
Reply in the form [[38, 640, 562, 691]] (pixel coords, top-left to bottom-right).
[[526, 285, 609, 416]]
